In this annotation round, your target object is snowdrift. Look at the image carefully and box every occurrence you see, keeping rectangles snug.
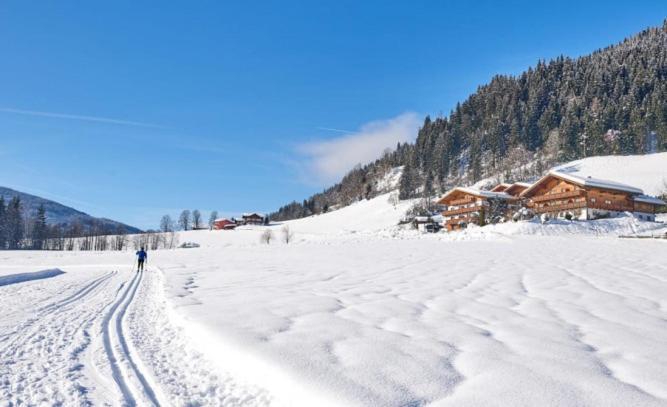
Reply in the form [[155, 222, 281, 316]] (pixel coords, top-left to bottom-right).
[[0, 268, 65, 286]]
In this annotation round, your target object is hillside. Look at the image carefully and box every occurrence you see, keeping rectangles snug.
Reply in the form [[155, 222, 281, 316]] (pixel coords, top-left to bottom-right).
[[0, 186, 141, 234], [277, 152, 666, 238], [271, 20, 667, 221], [552, 152, 667, 196]]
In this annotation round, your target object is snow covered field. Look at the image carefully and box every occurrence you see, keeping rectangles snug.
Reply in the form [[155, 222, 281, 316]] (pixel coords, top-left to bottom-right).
[[1, 154, 666, 406], [2, 226, 667, 406]]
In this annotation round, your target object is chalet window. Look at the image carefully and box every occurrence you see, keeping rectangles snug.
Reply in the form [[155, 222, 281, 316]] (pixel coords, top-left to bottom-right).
[[591, 198, 596, 203], [605, 200, 611, 205]]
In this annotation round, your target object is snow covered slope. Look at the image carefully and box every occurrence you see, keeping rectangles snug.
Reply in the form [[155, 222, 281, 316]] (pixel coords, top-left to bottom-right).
[[285, 192, 414, 235], [552, 152, 667, 196]]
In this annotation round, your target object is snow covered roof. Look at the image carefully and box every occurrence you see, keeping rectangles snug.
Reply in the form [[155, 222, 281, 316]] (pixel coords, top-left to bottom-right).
[[214, 218, 234, 223], [633, 195, 666, 205], [522, 171, 644, 197], [504, 182, 532, 196], [438, 187, 515, 203], [490, 183, 511, 192]]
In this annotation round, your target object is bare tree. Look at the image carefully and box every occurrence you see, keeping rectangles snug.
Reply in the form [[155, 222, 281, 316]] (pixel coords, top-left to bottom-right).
[[260, 229, 274, 244], [113, 233, 127, 251], [192, 210, 202, 229], [160, 214, 174, 232], [208, 211, 218, 230], [281, 225, 294, 244], [388, 192, 399, 209], [178, 210, 191, 231]]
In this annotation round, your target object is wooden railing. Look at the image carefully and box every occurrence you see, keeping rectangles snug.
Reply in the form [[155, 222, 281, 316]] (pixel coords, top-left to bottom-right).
[[531, 190, 584, 202], [443, 206, 480, 216], [590, 202, 634, 212], [449, 197, 475, 206], [533, 202, 586, 213]]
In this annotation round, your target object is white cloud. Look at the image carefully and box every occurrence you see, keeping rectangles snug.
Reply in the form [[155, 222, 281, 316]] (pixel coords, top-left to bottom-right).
[[296, 112, 421, 185]]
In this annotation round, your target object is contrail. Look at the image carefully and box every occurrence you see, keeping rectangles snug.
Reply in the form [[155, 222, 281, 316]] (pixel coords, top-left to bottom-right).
[[316, 126, 354, 134], [0, 107, 166, 129]]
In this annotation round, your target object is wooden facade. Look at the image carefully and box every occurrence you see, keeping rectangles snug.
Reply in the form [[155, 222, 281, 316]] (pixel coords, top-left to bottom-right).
[[490, 183, 511, 193], [242, 213, 266, 225], [504, 182, 531, 197]]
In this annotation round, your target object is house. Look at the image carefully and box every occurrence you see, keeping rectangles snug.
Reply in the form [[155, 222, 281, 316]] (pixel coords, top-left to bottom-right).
[[213, 218, 237, 230], [242, 212, 266, 225], [520, 171, 665, 221], [437, 187, 517, 231]]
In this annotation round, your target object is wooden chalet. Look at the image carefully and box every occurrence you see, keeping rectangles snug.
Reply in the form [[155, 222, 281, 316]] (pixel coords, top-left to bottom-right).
[[520, 171, 665, 221], [242, 212, 266, 225], [437, 187, 517, 231]]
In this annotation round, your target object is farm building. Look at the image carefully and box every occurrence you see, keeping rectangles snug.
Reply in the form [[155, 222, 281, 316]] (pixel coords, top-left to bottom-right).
[[242, 213, 267, 225], [520, 171, 665, 221], [437, 188, 517, 231], [213, 218, 237, 230]]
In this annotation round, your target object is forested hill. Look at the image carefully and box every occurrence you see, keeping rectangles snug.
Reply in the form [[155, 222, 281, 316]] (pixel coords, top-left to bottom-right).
[[270, 20, 667, 221], [0, 186, 141, 234]]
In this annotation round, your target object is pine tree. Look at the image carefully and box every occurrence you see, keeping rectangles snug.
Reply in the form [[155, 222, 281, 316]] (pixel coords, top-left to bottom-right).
[[32, 204, 47, 250], [0, 197, 6, 249], [399, 161, 418, 200], [6, 197, 23, 249]]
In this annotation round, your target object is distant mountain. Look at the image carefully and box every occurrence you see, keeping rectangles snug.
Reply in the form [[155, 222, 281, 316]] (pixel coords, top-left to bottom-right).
[[0, 186, 142, 234], [271, 20, 667, 221]]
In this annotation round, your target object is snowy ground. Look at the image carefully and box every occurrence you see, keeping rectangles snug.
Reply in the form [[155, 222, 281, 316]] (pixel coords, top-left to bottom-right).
[[1, 154, 666, 406], [2, 215, 666, 406]]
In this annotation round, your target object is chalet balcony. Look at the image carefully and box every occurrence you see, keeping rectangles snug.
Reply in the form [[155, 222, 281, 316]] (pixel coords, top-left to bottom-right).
[[531, 190, 585, 202], [443, 205, 480, 216], [590, 202, 634, 212], [533, 201, 586, 213], [449, 197, 475, 206]]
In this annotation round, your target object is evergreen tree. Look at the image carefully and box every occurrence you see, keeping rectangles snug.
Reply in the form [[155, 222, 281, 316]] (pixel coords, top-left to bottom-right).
[[399, 161, 418, 200], [0, 197, 6, 249], [32, 204, 47, 250], [6, 197, 24, 249]]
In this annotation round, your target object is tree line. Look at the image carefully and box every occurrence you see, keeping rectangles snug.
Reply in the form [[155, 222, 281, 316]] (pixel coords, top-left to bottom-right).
[[0, 195, 128, 250], [0, 195, 178, 251], [271, 20, 667, 221], [159, 209, 219, 232]]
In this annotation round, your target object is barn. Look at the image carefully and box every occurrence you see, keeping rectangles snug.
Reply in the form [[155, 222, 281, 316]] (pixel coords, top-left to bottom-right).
[[213, 218, 237, 230]]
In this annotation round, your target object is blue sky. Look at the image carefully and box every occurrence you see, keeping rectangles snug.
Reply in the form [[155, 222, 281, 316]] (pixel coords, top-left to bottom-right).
[[0, 1, 665, 229]]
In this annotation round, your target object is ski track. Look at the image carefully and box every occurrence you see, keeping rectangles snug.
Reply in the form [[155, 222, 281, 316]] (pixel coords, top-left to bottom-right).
[[0, 269, 118, 405], [0, 265, 276, 407], [100, 268, 159, 406]]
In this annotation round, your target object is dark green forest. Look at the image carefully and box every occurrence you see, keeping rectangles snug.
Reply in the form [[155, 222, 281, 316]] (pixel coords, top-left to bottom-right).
[[271, 20, 667, 221]]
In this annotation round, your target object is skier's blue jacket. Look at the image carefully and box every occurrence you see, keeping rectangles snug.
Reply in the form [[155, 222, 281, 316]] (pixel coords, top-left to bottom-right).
[[136, 250, 147, 260]]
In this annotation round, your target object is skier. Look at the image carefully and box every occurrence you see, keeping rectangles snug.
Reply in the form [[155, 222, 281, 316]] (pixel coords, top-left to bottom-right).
[[136, 247, 148, 272]]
